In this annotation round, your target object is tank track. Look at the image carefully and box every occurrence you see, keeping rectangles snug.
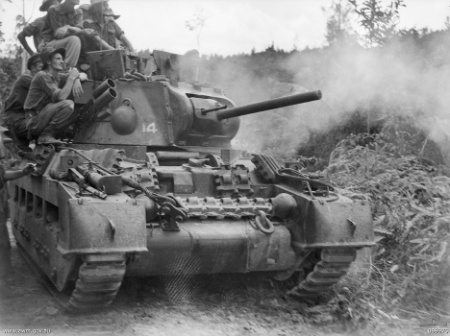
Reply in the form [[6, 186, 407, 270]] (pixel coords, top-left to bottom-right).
[[288, 248, 357, 297], [67, 260, 126, 311]]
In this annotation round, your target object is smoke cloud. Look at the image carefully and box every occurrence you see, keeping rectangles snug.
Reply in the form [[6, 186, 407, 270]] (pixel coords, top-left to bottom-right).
[[199, 29, 450, 160]]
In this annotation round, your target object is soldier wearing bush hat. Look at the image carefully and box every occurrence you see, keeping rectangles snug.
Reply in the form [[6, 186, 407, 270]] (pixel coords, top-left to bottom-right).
[[18, 0, 60, 56], [27, 53, 43, 71], [39, 0, 61, 12], [39, 0, 84, 68], [24, 47, 85, 144], [1, 54, 43, 152], [84, 0, 134, 51], [40, 46, 66, 70], [104, 7, 120, 20]]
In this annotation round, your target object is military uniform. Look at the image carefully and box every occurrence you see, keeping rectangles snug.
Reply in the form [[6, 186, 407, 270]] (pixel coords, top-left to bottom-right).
[[24, 70, 74, 139], [83, 18, 124, 50], [19, 16, 47, 53], [41, 4, 83, 67], [2, 73, 33, 150], [1, 54, 43, 151]]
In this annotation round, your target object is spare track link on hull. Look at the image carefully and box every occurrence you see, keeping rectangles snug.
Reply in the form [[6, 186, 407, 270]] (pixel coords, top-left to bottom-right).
[[289, 248, 357, 297], [68, 261, 126, 311]]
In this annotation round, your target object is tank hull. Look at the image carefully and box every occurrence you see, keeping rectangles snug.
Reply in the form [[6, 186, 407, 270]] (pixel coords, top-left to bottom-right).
[[127, 221, 297, 276], [8, 144, 375, 311]]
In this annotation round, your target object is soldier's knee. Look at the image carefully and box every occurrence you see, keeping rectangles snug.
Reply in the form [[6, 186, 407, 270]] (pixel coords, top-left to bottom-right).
[[66, 36, 81, 48], [61, 100, 75, 112]]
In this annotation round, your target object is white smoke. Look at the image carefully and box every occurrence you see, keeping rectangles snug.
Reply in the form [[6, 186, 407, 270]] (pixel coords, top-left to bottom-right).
[[199, 29, 450, 160]]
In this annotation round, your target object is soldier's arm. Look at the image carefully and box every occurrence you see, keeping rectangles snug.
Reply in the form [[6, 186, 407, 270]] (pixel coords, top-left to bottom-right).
[[120, 35, 134, 52], [4, 166, 34, 181], [54, 69, 82, 101], [18, 30, 36, 55], [48, 7, 83, 38], [115, 22, 134, 52]]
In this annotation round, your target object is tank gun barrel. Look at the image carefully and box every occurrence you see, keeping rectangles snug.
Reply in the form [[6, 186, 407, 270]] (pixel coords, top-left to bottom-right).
[[216, 90, 322, 121]]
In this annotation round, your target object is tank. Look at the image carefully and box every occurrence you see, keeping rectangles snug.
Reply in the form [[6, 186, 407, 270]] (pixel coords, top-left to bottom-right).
[[9, 49, 374, 310]]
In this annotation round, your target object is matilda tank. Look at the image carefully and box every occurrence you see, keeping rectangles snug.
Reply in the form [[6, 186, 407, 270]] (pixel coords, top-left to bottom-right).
[[10, 49, 374, 310]]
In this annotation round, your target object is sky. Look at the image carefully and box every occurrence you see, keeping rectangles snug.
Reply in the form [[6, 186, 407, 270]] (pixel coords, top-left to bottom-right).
[[1, 0, 450, 56]]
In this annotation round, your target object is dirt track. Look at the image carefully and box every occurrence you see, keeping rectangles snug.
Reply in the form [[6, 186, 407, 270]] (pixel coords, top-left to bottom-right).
[[0, 223, 424, 336]]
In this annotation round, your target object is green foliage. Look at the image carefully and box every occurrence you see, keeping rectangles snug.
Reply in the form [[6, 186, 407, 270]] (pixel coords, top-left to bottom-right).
[[349, 0, 405, 46]]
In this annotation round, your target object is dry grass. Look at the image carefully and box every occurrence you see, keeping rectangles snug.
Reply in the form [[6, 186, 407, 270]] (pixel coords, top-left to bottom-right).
[[320, 127, 450, 325]]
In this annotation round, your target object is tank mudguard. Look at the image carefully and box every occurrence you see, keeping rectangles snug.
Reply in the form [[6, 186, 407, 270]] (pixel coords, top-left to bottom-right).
[[276, 186, 374, 249], [57, 197, 148, 256]]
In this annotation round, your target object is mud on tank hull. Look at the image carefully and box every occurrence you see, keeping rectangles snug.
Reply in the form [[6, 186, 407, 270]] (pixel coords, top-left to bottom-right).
[[10, 145, 374, 310]]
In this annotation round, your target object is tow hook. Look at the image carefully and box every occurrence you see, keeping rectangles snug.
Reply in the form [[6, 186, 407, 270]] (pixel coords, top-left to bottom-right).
[[254, 210, 275, 234]]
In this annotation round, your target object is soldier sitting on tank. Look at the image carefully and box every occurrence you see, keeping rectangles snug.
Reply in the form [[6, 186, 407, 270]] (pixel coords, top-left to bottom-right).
[[39, 0, 83, 68], [24, 47, 87, 144], [40, 0, 109, 68], [103, 8, 123, 48], [82, 0, 134, 52], [1, 54, 43, 152], [17, 0, 61, 56]]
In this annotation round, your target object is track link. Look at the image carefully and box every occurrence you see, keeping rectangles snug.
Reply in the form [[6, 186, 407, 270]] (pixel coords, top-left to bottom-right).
[[289, 248, 357, 297], [67, 261, 126, 310]]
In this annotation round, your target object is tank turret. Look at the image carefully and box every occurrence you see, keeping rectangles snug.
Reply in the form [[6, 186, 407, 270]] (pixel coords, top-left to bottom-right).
[[71, 50, 323, 151]]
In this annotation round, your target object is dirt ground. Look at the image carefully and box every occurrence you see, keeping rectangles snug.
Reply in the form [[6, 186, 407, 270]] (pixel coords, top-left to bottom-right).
[[0, 223, 430, 336]]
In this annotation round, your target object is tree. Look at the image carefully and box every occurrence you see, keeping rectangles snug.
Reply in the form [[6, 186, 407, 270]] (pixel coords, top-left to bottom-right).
[[349, 0, 405, 47], [0, 0, 12, 43], [185, 7, 207, 52], [0, 1, 21, 114], [322, 0, 356, 45]]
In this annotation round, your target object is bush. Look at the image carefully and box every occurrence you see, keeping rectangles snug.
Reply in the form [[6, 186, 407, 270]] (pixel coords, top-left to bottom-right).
[[323, 127, 450, 325]]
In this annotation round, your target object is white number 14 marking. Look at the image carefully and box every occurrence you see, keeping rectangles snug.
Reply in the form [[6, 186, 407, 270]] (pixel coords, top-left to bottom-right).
[[142, 122, 157, 133]]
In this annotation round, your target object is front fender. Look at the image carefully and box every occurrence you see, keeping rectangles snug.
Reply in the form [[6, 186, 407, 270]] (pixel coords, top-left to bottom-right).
[[57, 196, 148, 256], [276, 185, 375, 249]]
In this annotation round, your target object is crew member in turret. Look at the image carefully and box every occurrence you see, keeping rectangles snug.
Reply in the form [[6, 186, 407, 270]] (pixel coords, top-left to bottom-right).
[[82, 0, 134, 52], [1, 54, 43, 152], [24, 47, 86, 144], [17, 0, 61, 56]]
